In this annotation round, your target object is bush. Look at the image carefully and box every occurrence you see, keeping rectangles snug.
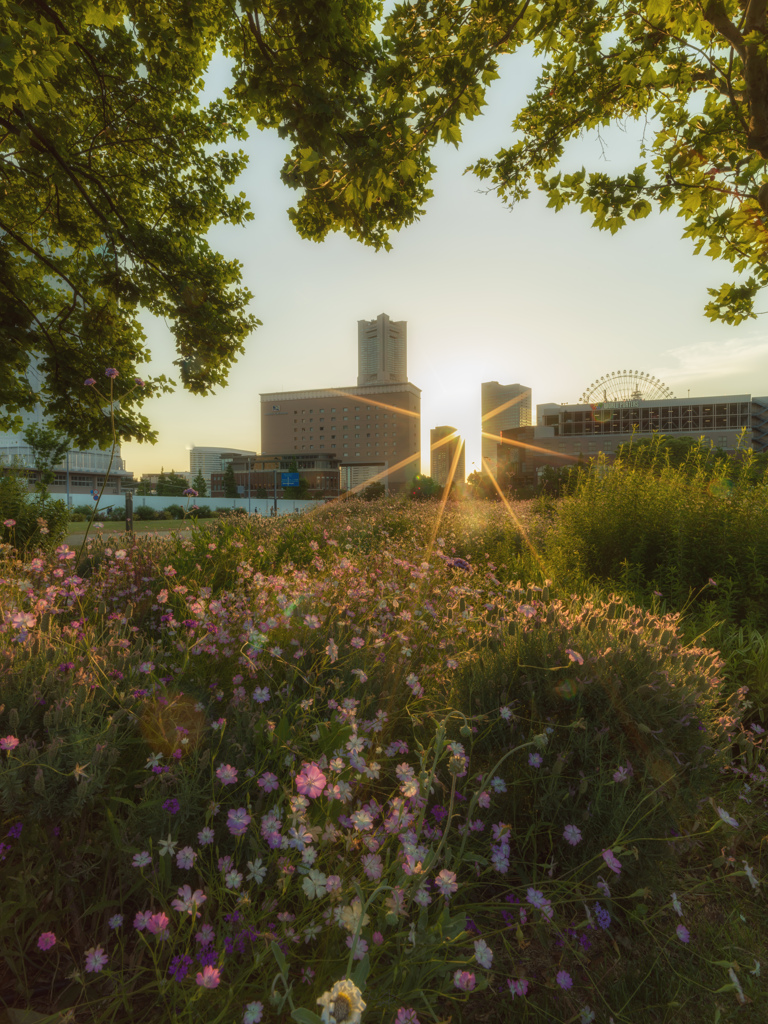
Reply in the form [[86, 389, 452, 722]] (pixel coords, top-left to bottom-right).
[[163, 504, 186, 520], [133, 505, 158, 521], [0, 473, 68, 552]]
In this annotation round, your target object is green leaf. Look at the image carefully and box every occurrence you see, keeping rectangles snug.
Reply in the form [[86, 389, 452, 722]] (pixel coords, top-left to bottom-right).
[[351, 952, 370, 990], [291, 1011, 324, 1024], [270, 940, 287, 977], [647, 0, 671, 19]]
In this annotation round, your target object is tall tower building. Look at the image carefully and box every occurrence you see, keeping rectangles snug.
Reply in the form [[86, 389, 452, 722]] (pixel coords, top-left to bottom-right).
[[481, 381, 532, 478], [430, 426, 465, 487], [357, 313, 407, 386]]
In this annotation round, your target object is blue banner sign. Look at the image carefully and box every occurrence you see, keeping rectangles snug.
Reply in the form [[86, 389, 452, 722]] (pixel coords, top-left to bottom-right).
[[281, 473, 300, 487]]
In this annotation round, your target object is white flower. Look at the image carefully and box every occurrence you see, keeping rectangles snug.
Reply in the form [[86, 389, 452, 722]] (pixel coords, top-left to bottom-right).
[[302, 869, 328, 900], [339, 899, 369, 934], [157, 834, 177, 857], [474, 938, 493, 968], [246, 859, 266, 883], [316, 978, 366, 1024], [743, 862, 760, 889], [671, 892, 683, 916]]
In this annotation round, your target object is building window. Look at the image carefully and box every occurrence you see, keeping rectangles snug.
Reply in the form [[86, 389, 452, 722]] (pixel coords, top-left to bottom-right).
[[331, 444, 336, 449]]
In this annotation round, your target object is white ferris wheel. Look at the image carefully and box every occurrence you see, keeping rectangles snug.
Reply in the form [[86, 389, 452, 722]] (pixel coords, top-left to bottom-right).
[[578, 370, 675, 405]]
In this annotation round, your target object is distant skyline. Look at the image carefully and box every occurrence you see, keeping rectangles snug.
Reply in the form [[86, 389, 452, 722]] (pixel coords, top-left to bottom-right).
[[118, 49, 768, 480]]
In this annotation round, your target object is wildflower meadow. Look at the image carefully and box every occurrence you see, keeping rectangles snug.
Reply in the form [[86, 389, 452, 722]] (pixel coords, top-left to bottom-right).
[[1, 463, 766, 1023]]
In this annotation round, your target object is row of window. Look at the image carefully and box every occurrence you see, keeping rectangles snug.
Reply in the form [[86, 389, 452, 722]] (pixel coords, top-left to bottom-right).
[[295, 444, 400, 452]]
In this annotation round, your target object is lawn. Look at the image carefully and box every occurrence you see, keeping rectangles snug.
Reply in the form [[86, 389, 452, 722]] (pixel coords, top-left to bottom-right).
[[0, 483, 765, 1024]]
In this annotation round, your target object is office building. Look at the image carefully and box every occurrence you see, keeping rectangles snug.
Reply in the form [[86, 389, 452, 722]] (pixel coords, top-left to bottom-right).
[[357, 313, 407, 386], [481, 381, 532, 477], [430, 426, 465, 487], [189, 446, 257, 493]]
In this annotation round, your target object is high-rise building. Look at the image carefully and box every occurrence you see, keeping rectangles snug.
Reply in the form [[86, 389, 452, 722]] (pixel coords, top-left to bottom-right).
[[481, 381, 532, 478], [357, 313, 407, 386], [430, 426, 465, 487]]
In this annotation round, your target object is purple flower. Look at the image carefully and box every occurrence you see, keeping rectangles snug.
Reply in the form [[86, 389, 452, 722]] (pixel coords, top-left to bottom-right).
[[227, 807, 251, 836], [594, 903, 611, 929], [104, 367, 119, 379], [168, 954, 193, 982], [556, 970, 573, 990], [528, 752, 543, 768], [183, 488, 198, 497], [565, 648, 584, 665], [507, 978, 529, 998], [163, 798, 180, 815], [85, 946, 108, 972], [7, 823, 22, 839], [134, 377, 145, 387], [676, 924, 690, 943], [84, 378, 96, 386], [37, 932, 56, 950], [602, 848, 622, 875], [453, 969, 475, 991]]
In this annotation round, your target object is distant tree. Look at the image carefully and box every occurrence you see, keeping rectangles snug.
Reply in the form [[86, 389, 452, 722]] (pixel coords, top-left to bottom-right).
[[362, 481, 386, 501], [156, 470, 189, 496], [192, 472, 208, 497], [22, 423, 71, 498], [222, 462, 238, 499], [409, 474, 442, 501], [136, 480, 153, 496], [283, 477, 311, 499]]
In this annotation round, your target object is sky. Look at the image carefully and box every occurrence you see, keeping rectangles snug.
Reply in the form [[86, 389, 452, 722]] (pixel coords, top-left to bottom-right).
[[122, 47, 768, 481]]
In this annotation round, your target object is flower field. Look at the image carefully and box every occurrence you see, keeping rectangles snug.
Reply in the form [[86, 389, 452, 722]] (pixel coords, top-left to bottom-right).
[[0, 496, 766, 1024]]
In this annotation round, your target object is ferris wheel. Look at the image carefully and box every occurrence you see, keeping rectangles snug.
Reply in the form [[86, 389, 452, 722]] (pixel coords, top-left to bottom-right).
[[578, 370, 675, 405]]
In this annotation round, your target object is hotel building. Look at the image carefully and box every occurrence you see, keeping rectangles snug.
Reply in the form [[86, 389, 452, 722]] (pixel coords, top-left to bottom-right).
[[260, 314, 421, 493]]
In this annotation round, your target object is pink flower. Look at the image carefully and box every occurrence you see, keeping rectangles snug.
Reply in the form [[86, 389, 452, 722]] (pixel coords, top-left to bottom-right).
[[196, 965, 221, 988], [508, 978, 529, 998], [258, 772, 279, 792], [133, 910, 152, 930], [602, 848, 622, 875], [453, 969, 476, 991], [435, 869, 458, 898], [146, 912, 169, 935], [104, 367, 119, 379], [37, 932, 56, 950], [556, 970, 573, 989], [676, 924, 690, 943], [216, 764, 238, 785], [565, 648, 583, 665], [171, 885, 207, 916], [0, 736, 19, 752], [3, 518, 15, 528], [83, 378, 96, 386], [85, 946, 108, 972], [296, 763, 326, 799]]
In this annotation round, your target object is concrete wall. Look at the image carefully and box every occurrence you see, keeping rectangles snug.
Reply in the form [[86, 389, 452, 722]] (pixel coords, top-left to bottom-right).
[[78, 495, 320, 516]]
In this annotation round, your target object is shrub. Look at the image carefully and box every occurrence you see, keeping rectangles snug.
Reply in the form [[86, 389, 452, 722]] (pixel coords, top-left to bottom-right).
[[163, 504, 186, 520], [134, 505, 158, 521], [0, 473, 68, 552]]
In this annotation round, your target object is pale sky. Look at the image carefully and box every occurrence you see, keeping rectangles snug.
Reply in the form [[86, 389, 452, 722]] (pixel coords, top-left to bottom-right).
[[122, 49, 768, 480]]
